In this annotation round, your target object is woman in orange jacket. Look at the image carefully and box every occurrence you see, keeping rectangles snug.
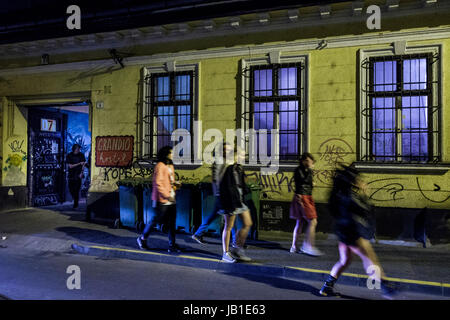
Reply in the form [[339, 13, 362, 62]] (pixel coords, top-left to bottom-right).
[[137, 146, 182, 253]]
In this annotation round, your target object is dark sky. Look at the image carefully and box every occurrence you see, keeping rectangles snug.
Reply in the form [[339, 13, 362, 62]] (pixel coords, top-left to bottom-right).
[[0, 0, 351, 44]]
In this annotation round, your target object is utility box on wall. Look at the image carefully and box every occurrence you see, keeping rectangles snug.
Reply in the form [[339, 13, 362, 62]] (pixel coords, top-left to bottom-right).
[[259, 200, 295, 232]]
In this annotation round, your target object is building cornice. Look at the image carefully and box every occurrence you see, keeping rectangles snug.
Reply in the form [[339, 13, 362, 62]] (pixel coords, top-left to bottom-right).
[[0, 0, 447, 61], [0, 24, 449, 78]]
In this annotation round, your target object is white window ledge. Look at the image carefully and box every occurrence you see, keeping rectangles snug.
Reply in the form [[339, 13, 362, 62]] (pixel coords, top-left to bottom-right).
[[352, 162, 450, 175]]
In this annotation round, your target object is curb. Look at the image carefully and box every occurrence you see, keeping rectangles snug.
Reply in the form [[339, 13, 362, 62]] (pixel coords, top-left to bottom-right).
[[71, 243, 450, 298]]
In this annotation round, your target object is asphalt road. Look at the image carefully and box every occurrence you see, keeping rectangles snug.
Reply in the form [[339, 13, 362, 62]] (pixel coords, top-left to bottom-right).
[[0, 246, 446, 301]]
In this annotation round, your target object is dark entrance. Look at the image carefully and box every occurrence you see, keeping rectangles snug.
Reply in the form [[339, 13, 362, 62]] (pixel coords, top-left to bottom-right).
[[27, 109, 67, 206]]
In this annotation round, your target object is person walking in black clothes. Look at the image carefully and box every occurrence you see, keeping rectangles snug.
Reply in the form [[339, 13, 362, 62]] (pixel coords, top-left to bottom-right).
[[319, 165, 397, 299], [66, 144, 86, 209], [192, 142, 237, 245], [219, 147, 253, 263]]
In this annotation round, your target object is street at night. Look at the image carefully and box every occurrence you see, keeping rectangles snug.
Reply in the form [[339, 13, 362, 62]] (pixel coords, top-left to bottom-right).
[[0, 244, 445, 300], [0, 0, 450, 312]]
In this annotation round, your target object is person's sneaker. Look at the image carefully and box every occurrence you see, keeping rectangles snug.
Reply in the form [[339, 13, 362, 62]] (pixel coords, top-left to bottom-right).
[[381, 280, 399, 300], [231, 242, 248, 249], [290, 246, 301, 254], [301, 246, 323, 257], [319, 284, 341, 297], [137, 237, 149, 250], [231, 247, 252, 262], [222, 251, 237, 263], [192, 234, 205, 244], [168, 244, 182, 253]]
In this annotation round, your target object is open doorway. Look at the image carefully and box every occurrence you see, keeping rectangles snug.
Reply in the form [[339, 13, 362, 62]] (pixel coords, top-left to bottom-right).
[[27, 103, 91, 209]]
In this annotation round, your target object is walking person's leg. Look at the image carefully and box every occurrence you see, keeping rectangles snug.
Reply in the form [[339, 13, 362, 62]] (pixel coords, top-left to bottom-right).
[[167, 205, 181, 253], [349, 238, 385, 279], [348, 238, 397, 298], [231, 210, 253, 261], [300, 196, 322, 256], [193, 197, 221, 243], [290, 219, 304, 253], [320, 242, 352, 296], [137, 205, 163, 250], [222, 214, 236, 262], [303, 218, 318, 248]]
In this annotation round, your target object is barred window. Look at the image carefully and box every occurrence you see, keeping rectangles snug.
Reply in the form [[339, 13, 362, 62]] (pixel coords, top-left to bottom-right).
[[143, 68, 197, 160], [360, 50, 440, 163], [242, 60, 307, 163]]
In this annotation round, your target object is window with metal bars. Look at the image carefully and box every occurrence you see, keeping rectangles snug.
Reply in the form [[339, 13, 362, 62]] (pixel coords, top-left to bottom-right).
[[243, 61, 306, 163], [361, 52, 440, 163], [143, 70, 195, 159]]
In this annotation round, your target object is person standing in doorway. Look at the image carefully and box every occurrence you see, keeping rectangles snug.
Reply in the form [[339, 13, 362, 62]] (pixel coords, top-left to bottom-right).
[[66, 144, 86, 209], [289, 152, 323, 256], [219, 147, 253, 263], [192, 141, 237, 245], [137, 146, 182, 253]]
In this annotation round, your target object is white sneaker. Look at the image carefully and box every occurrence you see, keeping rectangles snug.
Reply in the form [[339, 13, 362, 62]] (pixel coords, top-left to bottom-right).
[[301, 246, 323, 257], [231, 247, 252, 262], [222, 251, 237, 263], [290, 247, 300, 254]]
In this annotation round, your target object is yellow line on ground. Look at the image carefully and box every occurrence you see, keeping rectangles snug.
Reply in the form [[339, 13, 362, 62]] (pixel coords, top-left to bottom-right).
[[286, 266, 449, 288], [89, 245, 220, 262], [87, 245, 450, 288]]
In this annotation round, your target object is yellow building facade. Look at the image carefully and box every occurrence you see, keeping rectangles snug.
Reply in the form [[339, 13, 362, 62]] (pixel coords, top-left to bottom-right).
[[1, 1, 449, 239]]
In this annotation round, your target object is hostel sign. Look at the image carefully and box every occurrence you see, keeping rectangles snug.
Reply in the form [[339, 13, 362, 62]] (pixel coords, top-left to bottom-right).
[[95, 136, 134, 167]]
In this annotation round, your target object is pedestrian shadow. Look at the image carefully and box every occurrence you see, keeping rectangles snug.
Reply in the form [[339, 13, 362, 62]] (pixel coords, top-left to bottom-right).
[[219, 271, 367, 300], [56, 226, 220, 259]]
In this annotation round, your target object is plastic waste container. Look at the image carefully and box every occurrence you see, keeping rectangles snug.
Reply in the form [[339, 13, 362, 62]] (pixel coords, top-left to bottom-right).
[[142, 182, 196, 234], [197, 182, 223, 236], [117, 180, 138, 229], [244, 184, 261, 240]]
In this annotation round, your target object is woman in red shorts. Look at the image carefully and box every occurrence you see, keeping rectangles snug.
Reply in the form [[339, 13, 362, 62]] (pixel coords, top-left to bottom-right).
[[289, 152, 323, 256]]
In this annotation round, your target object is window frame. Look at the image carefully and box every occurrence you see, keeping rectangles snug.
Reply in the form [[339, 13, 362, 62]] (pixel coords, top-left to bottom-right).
[[142, 63, 200, 165], [240, 55, 308, 168], [358, 45, 442, 165]]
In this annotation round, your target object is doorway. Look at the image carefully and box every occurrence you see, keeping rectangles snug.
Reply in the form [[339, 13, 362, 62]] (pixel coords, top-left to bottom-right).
[[27, 104, 91, 207]]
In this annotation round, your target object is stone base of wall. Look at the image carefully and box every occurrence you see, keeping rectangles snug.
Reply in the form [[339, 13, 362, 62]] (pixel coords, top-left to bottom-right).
[[259, 200, 450, 245], [0, 186, 28, 211]]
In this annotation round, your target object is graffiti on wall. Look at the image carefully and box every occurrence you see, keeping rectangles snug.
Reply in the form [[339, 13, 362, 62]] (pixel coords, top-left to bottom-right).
[[3, 139, 27, 186], [316, 138, 354, 185], [90, 157, 202, 192], [245, 171, 295, 199]]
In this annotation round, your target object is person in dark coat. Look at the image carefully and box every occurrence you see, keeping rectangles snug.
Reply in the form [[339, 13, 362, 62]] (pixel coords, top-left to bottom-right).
[[191, 142, 236, 245], [319, 165, 397, 299], [218, 147, 252, 263], [66, 144, 86, 209]]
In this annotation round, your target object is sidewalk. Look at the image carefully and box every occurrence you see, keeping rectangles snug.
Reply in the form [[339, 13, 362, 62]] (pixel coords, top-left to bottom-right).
[[1, 204, 449, 297]]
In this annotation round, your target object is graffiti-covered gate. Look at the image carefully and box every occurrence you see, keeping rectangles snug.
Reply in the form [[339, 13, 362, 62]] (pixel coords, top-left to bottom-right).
[[28, 109, 67, 206]]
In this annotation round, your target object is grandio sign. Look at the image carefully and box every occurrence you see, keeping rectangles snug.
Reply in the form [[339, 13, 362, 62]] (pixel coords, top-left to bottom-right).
[[95, 136, 134, 167]]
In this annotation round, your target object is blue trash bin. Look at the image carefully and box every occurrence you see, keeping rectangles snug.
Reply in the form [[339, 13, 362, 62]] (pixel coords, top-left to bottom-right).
[[142, 182, 194, 234], [118, 182, 139, 229], [198, 182, 223, 236]]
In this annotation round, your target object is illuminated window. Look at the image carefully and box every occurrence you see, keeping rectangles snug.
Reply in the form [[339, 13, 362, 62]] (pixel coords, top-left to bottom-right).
[[143, 68, 197, 160], [360, 49, 440, 163], [242, 60, 307, 163]]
